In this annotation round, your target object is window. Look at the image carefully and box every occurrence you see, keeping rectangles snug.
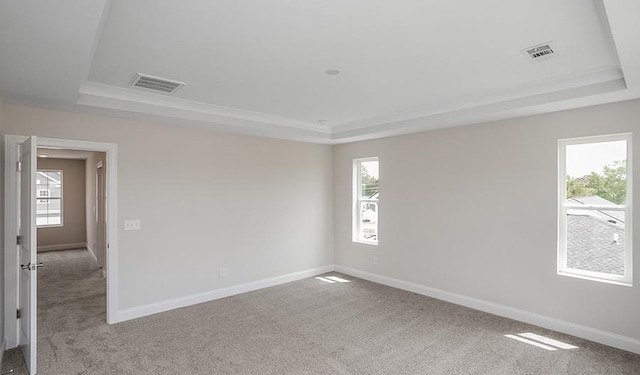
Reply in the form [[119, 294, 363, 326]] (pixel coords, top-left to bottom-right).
[[353, 157, 379, 244], [37, 188, 51, 203], [36, 170, 63, 227], [558, 134, 632, 286]]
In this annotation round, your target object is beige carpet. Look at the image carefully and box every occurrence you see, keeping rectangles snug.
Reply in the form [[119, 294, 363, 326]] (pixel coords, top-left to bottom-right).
[[2, 248, 640, 374]]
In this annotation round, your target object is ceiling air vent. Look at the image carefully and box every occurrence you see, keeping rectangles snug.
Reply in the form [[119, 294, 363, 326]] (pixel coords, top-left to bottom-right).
[[130, 73, 185, 94], [522, 42, 556, 61]]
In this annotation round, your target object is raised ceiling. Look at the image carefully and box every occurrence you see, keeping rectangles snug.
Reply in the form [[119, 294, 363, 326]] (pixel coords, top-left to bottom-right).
[[1, 0, 639, 144]]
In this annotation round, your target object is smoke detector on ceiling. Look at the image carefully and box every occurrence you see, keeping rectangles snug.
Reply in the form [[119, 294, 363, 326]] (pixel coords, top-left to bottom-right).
[[522, 42, 556, 62], [130, 73, 185, 94]]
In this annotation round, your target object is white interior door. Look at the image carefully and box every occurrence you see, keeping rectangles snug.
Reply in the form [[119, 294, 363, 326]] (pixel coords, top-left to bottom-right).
[[19, 136, 38, 374], [97, 160, 106, 272]]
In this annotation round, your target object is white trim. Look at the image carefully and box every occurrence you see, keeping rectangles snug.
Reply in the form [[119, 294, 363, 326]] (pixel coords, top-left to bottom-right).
[[330, 80, 633, 144], [333, 67, 625, 135], [77, 82, 331, 133], [4, 135, 23, 348], [557, 133, 633, 286], [114, 265, 334, 323], [4, 135, 118, 350], [73, 68, 636, 145], [86, 244, 99, 266], [352, 157, 379, 245], [37, 242, 87, 252], [334, 265, 640, 355], [0, 338, 6, 369], [36, 137, 119, 325]]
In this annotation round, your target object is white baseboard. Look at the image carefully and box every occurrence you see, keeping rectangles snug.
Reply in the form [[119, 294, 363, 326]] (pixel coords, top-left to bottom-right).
[[0, 338, 6, 369], [37, 242, 86, 252], [335, 265, 640, 355], [114, 265, 335, 323], [86, 245, 98, 266]]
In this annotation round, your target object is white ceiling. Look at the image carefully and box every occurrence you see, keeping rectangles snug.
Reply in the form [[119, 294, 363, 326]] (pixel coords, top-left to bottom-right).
[[1, 0, 639, 144]]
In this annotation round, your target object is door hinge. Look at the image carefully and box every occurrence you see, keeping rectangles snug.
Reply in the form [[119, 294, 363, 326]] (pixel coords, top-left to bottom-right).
[[17, 308, 22, 319], [16, 160, 22, 172], [17, 235, 23, 245]]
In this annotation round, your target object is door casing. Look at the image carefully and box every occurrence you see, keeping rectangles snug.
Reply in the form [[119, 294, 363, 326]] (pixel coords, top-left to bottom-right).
[[3, 135, 118, 349]]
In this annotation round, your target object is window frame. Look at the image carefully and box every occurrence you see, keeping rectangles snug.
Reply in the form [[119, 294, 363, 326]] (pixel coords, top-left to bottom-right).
[[352, 157, 379, 245], [36, 169, 64, 228], [557, 133, 633, 286]]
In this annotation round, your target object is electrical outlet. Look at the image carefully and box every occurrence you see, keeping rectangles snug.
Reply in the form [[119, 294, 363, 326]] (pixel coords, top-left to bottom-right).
[[373, 255, 378, 265], [219, 267, 227, 278], [124, 219, 141, 231]]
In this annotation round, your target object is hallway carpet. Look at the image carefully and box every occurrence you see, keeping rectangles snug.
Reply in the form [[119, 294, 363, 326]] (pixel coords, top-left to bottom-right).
[[2, 248, 640, 374]]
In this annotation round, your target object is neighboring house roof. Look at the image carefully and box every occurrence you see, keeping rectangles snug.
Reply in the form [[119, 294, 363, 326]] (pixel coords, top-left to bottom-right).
[[567, 215, 625, 276], [571, 176, 590, 185], [36, 171, 62, 185], [567, 195, 624, 224], [566, 195, 625, 276]]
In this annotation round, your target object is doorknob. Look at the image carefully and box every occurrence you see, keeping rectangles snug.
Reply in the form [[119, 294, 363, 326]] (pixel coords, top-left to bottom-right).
[[20, 263, 43, 271]]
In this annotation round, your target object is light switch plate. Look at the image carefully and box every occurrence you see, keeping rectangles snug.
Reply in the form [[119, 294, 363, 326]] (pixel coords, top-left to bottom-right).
[[124, 219, 141, 231]]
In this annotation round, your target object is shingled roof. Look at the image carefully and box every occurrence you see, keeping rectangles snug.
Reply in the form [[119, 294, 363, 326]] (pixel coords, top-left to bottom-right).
[[566, 196, 625, 275]]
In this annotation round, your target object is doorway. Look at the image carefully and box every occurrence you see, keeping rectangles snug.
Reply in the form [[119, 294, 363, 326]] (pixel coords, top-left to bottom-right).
[[3, 135, 118, 374], [34, 148, 108, 274], [35, 149, 106, 261]]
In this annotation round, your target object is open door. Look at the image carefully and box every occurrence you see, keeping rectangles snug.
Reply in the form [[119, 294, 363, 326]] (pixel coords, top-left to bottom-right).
[[18, 136, 39, 374], [97, 159, 107, 275]]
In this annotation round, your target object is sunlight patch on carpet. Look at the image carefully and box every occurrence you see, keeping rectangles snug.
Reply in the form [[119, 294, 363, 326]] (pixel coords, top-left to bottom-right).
[[505, 333, 579, 351]]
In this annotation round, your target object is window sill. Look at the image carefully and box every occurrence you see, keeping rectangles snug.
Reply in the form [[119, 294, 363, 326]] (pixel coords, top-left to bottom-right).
[[557, 269, 632, 287], [37, 224, 64, 229], [353, 239, 378, 246]]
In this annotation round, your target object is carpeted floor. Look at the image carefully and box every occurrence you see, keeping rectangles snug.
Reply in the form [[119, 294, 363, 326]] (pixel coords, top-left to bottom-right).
[[2, 248, 640, 374]]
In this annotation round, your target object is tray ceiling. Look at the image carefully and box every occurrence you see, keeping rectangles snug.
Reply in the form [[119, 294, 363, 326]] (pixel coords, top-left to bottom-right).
[[1, 0, 639, 143]]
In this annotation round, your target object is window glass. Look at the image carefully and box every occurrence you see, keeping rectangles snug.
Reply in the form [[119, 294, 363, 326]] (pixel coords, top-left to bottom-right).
[[354, 158, 379, 244], [36, 170, 63, 227], [559, 135, 631, 285]]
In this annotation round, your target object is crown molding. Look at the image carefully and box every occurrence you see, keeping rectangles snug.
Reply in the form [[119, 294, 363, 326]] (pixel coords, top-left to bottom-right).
[[330, 77, 631, 144], [77, 82, 331, 134], [331, 66, 624, 134], [73, 67, 634, 145]]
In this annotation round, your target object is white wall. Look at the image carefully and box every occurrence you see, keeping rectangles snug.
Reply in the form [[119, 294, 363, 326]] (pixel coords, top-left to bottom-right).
[[5, 104, 334, 311], [0, 93, 5, 351], [334, 99, 640, 342], [37, 158, 87, 251], [5, 97, 638, 352]]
